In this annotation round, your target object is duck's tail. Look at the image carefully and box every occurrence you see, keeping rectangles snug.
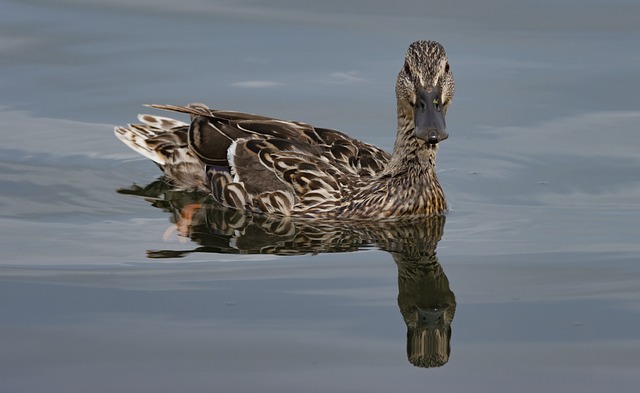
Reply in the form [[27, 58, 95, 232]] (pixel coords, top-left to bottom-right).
[[114, 113, 210, 192], [114, 114, 189, 166]]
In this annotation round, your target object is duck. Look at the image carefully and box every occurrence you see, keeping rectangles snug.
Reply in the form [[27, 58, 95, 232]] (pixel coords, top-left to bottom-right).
[[115, 40, 455, 220]]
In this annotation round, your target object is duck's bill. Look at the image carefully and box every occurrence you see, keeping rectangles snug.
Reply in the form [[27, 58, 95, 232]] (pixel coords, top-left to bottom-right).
[[414, 88, 449, 144]]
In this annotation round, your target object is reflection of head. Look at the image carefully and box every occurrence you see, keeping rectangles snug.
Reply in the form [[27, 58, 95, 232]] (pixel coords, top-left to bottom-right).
[[406, 307, 453, 368], [391, 216, 456, 368]]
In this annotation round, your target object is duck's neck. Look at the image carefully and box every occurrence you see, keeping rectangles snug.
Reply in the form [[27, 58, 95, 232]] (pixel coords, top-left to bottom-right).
[[383, 114, 438, 178], [376, 113, 446, 216]]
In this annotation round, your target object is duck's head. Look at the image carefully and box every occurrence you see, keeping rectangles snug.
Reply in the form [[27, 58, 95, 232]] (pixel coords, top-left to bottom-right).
[[396, 41, 454, 145]]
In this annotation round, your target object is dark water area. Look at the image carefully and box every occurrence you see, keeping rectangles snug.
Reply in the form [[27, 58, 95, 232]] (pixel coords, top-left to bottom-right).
[[1, 1, 639, 392]]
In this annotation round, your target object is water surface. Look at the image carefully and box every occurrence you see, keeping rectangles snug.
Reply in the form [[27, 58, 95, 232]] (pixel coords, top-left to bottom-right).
[[1, 1, 639, 392]]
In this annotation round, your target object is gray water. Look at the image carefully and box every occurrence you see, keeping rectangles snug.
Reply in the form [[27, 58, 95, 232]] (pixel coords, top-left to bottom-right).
[[1, 0, 639, 392]]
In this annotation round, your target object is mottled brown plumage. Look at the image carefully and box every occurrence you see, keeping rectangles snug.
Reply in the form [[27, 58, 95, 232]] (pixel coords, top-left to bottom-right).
[[115, 40, 454, 219]]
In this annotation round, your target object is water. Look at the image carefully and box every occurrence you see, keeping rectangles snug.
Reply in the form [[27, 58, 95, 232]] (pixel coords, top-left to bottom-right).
[[1, 0, 639, 392]]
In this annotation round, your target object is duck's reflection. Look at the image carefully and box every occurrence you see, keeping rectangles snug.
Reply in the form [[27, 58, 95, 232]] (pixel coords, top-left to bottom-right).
[[119, 180, 456, 368]]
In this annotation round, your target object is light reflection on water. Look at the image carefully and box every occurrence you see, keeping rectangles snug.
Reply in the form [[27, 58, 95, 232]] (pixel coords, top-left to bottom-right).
[[1, 0, 640, 392]]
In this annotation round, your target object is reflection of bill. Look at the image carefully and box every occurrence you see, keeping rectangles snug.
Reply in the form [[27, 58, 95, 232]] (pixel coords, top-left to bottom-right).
[[119, 181, 455, 367]]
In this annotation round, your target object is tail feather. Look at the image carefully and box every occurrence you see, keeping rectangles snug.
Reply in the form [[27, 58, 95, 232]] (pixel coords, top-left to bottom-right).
[[114, 125, 167, 165], [114, 112, 192, 166]]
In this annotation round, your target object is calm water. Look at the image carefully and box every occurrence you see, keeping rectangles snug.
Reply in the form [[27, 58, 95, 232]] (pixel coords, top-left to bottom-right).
[[1, 0, 639, 392]]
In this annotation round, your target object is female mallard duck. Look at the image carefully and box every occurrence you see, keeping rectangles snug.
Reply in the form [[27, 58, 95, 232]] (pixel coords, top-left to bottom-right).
[[115, 40, 454, 219]]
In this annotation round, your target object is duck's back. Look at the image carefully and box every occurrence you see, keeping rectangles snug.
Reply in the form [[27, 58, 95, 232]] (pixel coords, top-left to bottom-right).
[[115, 103, 390, 216]]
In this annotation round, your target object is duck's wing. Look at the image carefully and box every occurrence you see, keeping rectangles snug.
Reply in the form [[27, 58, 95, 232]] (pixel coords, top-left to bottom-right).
[[122, 104, 391, 215], [223, 136, 357, 215], [312, 127, 390, 177], [147, 103, 390, 176]]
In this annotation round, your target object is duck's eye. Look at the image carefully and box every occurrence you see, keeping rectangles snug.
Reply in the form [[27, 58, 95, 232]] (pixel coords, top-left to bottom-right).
[[444, 62, 450, 73], [404, 62, 411, 76]]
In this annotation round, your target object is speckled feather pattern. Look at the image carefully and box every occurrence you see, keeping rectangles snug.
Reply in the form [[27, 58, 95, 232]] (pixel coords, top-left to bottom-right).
[[115, 40, 454, 219]]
